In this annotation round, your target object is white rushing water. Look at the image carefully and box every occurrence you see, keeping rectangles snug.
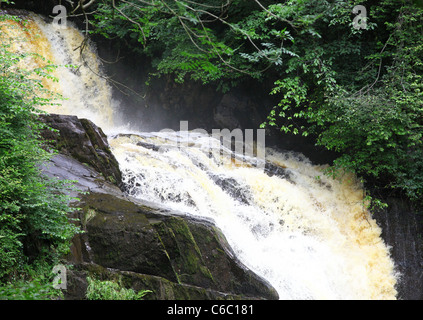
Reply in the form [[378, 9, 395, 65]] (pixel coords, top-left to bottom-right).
[[1, 12, 399, 299], [109, 131, 398, 299]]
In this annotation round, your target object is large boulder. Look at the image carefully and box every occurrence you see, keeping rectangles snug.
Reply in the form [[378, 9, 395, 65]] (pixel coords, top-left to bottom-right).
[[70, 192, 278, 300], [40, 114, 122, 187]]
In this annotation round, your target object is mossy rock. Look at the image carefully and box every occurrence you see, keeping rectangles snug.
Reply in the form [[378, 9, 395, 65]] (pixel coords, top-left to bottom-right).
[[151, 217, 215, 288], [69, 192, 278, 300], [80, 193, 178, 282], [39, 114, 122, 186], [65, 263, 251, 300]]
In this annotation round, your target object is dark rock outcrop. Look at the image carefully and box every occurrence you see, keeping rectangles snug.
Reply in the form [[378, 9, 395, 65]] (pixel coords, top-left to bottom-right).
[[72, 192, 278, 300], [40, 114, 122, 187], [40, 113, 279, 300], [214, 93, 263, 130], [373, 198, 423, 300]]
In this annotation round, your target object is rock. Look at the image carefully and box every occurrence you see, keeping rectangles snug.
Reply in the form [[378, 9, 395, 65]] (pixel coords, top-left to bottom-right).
[[40, 153, 123, 199], [373, 198, 423, 300], [80, 193, 179, 283], [73, 192, 278, 300], [210, 174, 252, 205], [65, 268, 89, 300], [39, 114, 122, 187], [264, 161, 292, 180], [65, 262, 263, 300], [214, 94, 242, 129], [214, 93, 262, 130]]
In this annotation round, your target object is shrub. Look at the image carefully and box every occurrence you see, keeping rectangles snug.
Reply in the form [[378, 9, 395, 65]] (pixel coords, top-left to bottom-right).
[[85, 276, 151, 300]]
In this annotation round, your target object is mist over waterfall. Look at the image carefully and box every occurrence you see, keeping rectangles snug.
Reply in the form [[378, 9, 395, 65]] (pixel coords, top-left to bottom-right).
[[3, 12, 399, 300]]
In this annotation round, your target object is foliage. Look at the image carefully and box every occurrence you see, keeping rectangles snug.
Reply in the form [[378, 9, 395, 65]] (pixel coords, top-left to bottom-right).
[[259, 0, 423, 205], [85, 276, 151, 300], [0, 14, 81, 291], [88, 0, 297, 88], [0, 260, 63, 300]]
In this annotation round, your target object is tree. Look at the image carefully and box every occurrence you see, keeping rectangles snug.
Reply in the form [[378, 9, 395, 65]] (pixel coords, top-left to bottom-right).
[[66, 0, 298, 88], [261, 0, 423, 206]]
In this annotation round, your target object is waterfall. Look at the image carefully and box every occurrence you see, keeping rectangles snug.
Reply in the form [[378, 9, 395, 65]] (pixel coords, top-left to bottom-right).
[[1, 12, 399, 300], [109, 132, 398, 299], [0, 12, 118, 130]]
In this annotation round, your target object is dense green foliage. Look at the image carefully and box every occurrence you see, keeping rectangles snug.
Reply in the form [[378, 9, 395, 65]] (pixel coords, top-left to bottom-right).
[[89, 0, 298, 89], [264, 0, 423, 206], [86, 276, 151, 300], [86, 0, 423, 207], [0, 14, 80, 298]]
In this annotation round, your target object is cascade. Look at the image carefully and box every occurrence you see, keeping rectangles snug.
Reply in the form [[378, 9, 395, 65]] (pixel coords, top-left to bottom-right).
[[0, 12, 118, 130], [0, 12, 399, 299]]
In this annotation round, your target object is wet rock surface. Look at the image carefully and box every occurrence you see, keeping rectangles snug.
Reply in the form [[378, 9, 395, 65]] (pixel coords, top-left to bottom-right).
[[72, 193, 278, 300], [373, 198, 423, 300], [40, 114, 122, 187]]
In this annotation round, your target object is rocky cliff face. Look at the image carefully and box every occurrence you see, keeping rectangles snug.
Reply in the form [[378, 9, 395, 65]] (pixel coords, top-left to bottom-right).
[[40, 114, 278, 300], [40, 114, 122, 187], [374, 199, 423, 300]]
